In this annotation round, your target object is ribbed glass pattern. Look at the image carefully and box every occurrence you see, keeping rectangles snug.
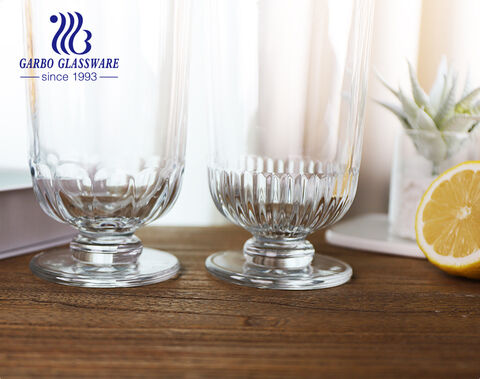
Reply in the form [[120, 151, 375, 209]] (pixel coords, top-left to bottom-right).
[[32, 158, 183, 234], [209, 157, 358, 239]]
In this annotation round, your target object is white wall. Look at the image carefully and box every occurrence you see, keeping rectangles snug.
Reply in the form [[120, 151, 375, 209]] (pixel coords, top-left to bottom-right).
[[0, 0, 29, 170], [349, 0, 423, 216], [153, 1, 226, 226]]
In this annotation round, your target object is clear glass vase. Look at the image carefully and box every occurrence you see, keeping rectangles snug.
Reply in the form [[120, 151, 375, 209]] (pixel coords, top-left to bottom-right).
[[203, 0, 374, 290], [389, 128, 480, 240], [23, 0, 192, 287]]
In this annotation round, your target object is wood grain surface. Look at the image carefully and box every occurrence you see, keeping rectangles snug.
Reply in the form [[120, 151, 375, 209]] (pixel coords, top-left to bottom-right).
[[0, 225, 479, 378]]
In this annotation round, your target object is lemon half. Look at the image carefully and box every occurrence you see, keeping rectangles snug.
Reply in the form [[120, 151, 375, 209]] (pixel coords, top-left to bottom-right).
[[415, 161, 480, 279]]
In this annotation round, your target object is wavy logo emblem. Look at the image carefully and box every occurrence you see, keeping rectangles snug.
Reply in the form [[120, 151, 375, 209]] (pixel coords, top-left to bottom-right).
[[50, 12, 92, 55]]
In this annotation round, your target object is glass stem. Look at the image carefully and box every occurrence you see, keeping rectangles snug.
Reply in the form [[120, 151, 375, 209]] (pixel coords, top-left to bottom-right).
[[70, 233, 143, 266], [243, 236, 315, 269]]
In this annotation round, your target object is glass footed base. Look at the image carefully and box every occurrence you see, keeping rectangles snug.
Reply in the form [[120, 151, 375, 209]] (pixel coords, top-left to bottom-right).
[[205, 251, 352, 290], [30, 247, 180, 288]]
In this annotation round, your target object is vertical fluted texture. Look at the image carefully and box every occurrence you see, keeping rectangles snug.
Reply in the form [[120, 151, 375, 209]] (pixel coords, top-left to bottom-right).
[[209, 157, 358, 239]]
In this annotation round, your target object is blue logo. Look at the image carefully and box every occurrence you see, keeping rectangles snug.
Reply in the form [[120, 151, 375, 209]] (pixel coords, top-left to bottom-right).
[[50, 12, 92, 55]]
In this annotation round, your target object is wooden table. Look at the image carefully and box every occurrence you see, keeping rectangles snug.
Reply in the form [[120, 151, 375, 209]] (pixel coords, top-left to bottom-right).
[[0, 226, 479, 378]]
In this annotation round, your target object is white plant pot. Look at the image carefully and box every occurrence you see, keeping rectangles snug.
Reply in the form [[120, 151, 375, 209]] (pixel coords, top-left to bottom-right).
[[388, 128, 480, 240]]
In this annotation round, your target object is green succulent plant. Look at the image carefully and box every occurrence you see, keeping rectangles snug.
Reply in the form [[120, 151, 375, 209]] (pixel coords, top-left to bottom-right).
[[377, 58, 480, 166]]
